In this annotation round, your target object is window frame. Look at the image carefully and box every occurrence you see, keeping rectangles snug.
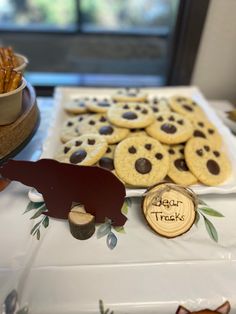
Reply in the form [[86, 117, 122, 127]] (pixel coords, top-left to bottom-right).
[[167, 0, 210, 85]]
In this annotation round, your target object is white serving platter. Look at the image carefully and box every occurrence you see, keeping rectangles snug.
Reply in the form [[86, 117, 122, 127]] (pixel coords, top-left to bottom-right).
[[40, 86, 236, 197]]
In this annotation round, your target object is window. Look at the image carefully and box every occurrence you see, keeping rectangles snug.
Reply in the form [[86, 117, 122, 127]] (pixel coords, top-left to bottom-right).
[[0, 0, 209, 92]]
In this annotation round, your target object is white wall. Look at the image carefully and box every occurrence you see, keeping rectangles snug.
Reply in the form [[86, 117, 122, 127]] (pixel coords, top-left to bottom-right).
[[191, 0, 236, 101]]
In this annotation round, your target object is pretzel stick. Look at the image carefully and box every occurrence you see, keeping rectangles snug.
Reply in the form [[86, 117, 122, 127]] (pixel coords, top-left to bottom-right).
[[6, 70, 16, 92], [7, 71, 22, 92], [0, 52, 4, 67], [6, 47, 13, 58], [0, 47, 19, 68], [4, 56, 12, 68], [6, 47, 18, 68], [0, 69, 5, 94], [12, 55, 19, 68], [4, 67, 13, 92]]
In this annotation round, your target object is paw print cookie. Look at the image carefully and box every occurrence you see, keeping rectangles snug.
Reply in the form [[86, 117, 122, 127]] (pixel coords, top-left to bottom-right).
[[77, 113, 130, 144], [96, 145, 116, 171], [149, 97, 171, 115], [64, 97, 89, 114], [146, 112, 193, 144], [185, 138, 231, 186], [76, 114, 108, 134], [166, 144, 197, 186], [192, 118, 222, 147], [60, 116, 84, 143], [170, 95, 205, 120], [86, 97, 114, 113], [114, 136, 169, 187], [56, 134, 108, 166], [112, 88, 148, 103], [107, 103, 155, 128]]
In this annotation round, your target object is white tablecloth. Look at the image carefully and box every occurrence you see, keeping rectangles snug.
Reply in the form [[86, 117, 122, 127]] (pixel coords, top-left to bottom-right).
[[0, 98, 236, 314]]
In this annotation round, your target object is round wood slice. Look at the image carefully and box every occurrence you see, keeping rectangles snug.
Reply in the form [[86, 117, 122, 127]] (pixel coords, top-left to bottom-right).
[[142, 183, 196, 238], [0, 83, 40, 164], [68, 211, 95, 240]]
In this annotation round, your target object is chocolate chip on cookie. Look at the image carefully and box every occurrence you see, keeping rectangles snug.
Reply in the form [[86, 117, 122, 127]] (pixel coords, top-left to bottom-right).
[[96, 144, 116, 172], [88, 139, 95, 145], [122, 112, 138, 120], [64, 147, 70, 154], [70, 149, 87, 164], [99, 125, 114, 135], [128, 146, 137, 154], [145, 144, 152, 150], [99, 157, 115, 171], [161, 123, 177, 134]]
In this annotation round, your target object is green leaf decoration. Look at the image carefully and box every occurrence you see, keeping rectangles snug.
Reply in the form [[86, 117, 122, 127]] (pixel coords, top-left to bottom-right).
[[203, 215, 218, 242], [30, 204, 47, 220], [24, 201, 44, 214], [99, 300, 105, 313], [198, 207, 224, 217], [30, 221, 42, 235], [36, 229, 41, 240], [24, 201, 35, 214], [16, 306, 29, 314], [106, 232, 117, 250], [198, 198, 208, 206], [195, 211, 200, 226], [99, 300, 114, 314], [97, 223, 111, 239], [113, 226, 125, 234], [105, 217, 112, 225], [4, 289, 17, 313], [126, 197, 132, 208], [121, 201, 128, 215], [43, 216, 49, 228]]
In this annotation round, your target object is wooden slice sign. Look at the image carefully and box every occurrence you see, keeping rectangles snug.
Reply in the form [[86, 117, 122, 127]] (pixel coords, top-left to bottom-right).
[[142, 183, 196, 238]]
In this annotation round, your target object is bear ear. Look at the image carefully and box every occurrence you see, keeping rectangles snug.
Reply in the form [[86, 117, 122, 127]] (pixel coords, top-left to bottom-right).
[[176, 305, 191, 314], [216, 301, 231, 314]]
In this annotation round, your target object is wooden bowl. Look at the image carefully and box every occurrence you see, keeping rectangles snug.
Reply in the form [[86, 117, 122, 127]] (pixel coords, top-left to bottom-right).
[[0, 82, 40, 163]]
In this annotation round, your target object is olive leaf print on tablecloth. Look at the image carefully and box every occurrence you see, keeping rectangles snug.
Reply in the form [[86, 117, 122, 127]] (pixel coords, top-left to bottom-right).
[[96, 198, 131, 250], [24, 201, 50, 240], [195, 198, 224, 242], [99, 300, 114, 314], [2, 290, 29, 314]]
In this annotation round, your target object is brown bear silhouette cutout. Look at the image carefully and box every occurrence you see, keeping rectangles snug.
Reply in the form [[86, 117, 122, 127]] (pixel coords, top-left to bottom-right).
[[176, 301, 231, 314], [0, 159, 127, 226]]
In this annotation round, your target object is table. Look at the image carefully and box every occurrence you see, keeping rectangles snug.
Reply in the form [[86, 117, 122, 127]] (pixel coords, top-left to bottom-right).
[[0, 98, 236, 314]]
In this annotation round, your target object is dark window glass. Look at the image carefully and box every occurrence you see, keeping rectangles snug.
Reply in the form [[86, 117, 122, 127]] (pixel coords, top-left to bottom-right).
[[0, 0, 77, 30], [0, 0, 207, 89], [80, 0, 178, 34]]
